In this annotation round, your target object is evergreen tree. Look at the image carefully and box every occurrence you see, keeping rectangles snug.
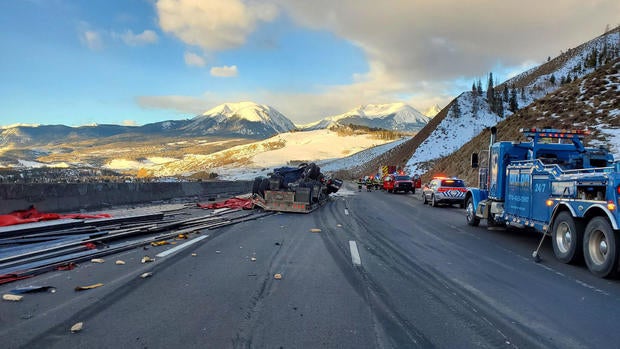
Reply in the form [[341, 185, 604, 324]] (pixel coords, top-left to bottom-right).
[[495, 91, 504, 118], [476, 79, 483, 95], [452, 100, 461, 118], [509, 88, 518, 112], [503, 85, 509, 102], [520, 87, 526, 101], [486, 72, 494, 102], [472, 81, 476, 93], [549, 74, 556, 85], [486, 72, 495, 113]]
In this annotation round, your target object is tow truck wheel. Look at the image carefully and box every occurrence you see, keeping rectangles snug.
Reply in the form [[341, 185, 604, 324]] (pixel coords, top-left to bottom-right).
[[465, 197, 479, 226], [552, 211, 584, 264], [422, 194, 428, 204], [583, 217, 619, 278], [430, 194, 438, 207]]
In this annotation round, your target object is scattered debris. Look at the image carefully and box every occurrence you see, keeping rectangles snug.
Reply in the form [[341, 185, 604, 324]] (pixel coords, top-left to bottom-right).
[[10, 285, 55, 294], [70, 322, 83, 333], [197, 197, 254, 210], [140, 272, 153, 279], [56, 263, 77, 271], [191, 253, 197, 257], [3, 294, 23, 301], [274, 273, 282, 280], [115, 260, 126, 265], [74, 283, 104, 291], [336, 224, 342, 227], [250, 257, 257, 262], [310, 228, 321, 233], [274, 242, 281, 246], [150, 241, 168, 247], [141, 256, 154, 263], [0, 205, 274, 286], [215, 250, 221, 254]]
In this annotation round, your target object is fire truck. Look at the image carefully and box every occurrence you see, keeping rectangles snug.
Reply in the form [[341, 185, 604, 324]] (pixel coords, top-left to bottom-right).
[[465, 127, 620, 278]]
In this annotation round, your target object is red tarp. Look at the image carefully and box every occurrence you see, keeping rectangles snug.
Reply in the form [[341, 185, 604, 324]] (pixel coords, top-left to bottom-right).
[[197, 198, 254, 210], [0, 273, 33, 285], [0, 206, 112, 227]]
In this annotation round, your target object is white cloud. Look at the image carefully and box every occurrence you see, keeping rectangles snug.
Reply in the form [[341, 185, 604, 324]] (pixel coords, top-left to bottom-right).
[[184, 52, 207, 67], [116, 29, 158, 46], [276, 0, 620, 81], [80, 30, 103, 50], [210, 65, 238, 77], [155, 0, 278, 51], [143, 0, 620, 123]]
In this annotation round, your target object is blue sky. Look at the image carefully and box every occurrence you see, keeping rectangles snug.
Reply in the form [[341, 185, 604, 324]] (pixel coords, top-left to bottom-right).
[[1, 0, 618, 126]]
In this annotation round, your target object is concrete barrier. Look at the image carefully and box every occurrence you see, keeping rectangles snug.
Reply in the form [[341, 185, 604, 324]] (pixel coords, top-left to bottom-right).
[[0, 181, 253, 214]]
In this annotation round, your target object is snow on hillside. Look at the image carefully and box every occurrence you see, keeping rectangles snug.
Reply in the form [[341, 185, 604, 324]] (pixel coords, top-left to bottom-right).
[[150, 129, 400, 180], [317, 137, 409, 173], [405, 92, 500, 174], [509, 30, 619, 108], [200, 101, 295, 133], [16, 159, 71, 168], [404, 29, 620, 175]]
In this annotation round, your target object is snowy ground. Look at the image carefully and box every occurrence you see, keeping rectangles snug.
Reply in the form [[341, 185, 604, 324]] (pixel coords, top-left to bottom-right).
[[150, 129, 407, 180]]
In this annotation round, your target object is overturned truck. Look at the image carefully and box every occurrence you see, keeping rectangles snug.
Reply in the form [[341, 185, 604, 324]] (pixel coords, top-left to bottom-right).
[[251, 163, 343, 213]]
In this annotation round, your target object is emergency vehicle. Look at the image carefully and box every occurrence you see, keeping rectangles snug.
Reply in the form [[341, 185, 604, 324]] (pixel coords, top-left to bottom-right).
[[465, 127, 620, 277], [383, 174, 414, 193]]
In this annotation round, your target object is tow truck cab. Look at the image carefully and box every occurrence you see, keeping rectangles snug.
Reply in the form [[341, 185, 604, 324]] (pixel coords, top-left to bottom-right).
[[466, 127, 620, 278]]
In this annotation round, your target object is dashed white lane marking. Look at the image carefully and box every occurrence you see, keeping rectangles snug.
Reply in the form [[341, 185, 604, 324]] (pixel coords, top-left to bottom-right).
[[349, 240, 361, 266], [156, 235, 209, 258], [344, 208, 349, 215]]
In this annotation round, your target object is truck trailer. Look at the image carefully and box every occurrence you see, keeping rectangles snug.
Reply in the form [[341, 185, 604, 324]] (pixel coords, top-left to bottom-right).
[[465, 127, 620, 278]]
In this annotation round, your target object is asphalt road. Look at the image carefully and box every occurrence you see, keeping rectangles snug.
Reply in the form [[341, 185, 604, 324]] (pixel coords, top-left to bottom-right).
[[3, 183, 620, 348]]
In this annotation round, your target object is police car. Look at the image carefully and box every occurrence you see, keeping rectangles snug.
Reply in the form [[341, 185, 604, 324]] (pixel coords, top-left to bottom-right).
[[422, 177, 467, 207]]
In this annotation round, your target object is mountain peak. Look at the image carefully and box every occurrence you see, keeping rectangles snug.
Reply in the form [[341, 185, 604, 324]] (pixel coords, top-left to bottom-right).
[[191, 101, 296, 137], [300, 102, 430, 132], [424, 104, 441, 117], [202, 101, 269, 122]]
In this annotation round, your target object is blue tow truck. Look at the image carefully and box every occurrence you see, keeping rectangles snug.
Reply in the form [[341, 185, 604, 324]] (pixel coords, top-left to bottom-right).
[[465, 127, 620, 278]]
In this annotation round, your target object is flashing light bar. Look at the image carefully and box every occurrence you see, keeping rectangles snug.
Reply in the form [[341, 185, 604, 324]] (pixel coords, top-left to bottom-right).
[[520, 128, 590, 139]]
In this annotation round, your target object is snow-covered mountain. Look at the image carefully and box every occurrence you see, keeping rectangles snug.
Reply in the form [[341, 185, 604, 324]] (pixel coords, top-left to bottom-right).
[[424, 104, 441, 117], [300, 103, 430, 132], [180, 102, 296, 138]]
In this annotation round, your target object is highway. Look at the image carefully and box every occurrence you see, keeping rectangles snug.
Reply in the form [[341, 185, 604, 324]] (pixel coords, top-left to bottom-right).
[[3, 183, 620, 348]]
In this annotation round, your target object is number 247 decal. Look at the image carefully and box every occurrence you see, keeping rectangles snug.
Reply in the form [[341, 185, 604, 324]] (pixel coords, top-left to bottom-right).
[[534, 183, 546, 192]]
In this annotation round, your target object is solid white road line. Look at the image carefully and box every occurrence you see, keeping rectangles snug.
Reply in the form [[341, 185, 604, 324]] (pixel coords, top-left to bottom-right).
[[349, 240, 361, 266], [344, 208, 349, 215], [156, 235, 209, 258]]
